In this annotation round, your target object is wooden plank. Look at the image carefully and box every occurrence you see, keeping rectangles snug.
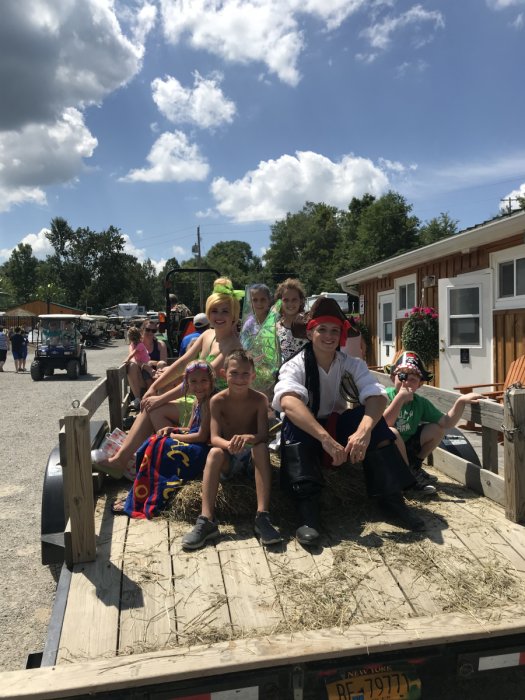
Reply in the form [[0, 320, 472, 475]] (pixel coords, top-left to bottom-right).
[[56, 496, 128, 663], [63, 408, 96, 564], [219, 545, 283, 633], [119, 518, 176, 655], [481, 425, 499, 473], [79, 379, 108, 420], [171, 539, 231, 645], [106, 366, 123, 431], [8, 603, 525, 699], [504, 388, 525, 523], [372, 372, 504, 432], [432, 446, 505, 505]]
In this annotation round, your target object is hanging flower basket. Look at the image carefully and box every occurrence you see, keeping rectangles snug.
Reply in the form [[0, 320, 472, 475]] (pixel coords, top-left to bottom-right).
[[401, 306, 439, 367]]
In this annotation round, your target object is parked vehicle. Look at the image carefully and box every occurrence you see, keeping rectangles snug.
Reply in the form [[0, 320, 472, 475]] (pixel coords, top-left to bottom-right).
[[30, 314, 87, 380], [79, 314, 110, 347]]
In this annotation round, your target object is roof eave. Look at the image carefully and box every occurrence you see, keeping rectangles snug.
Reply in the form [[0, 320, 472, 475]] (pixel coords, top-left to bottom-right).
[[337, 210, 525, 289]]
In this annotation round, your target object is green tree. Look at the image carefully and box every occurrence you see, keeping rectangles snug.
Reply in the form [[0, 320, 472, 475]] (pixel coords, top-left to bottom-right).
[[418, 212, 458, 246], [6, 243, 39, 303], [264, 202, 343, 293], [351, 191, 420, 270]]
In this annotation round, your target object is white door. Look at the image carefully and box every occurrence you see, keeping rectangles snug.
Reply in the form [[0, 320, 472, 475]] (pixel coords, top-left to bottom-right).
[[377, 291, 395, 366], [438, 270, 493, 391]]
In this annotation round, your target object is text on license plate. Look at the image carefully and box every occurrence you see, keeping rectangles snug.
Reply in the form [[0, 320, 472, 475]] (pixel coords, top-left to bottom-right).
[[326, 670, 421, 700]]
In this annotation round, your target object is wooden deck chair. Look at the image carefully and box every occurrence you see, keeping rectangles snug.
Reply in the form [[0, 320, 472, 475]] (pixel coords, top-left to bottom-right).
[[454, 355, 525, 402]]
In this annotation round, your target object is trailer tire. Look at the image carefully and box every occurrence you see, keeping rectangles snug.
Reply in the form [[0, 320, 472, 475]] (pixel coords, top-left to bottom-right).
[[439, 427, 481, 466], [84, 338, 93, 348]]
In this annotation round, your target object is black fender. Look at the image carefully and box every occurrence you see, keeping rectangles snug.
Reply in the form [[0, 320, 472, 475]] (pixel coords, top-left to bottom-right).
[[439, 427, 481, 467], [41, 420, 108, 566]]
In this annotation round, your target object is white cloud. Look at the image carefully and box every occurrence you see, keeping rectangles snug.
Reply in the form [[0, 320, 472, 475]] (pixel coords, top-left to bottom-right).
[[512, 12, 524, 26], [210, 150, 390, 222], [486, 0, 525, 9], [172, 245, 187, 258], [120, 131, 210, 183], [361, 4, 444, 52], [160, 0, 304, 85], [0, 227, 54, 262], [0, 108, 97, 212], [152, 72, 236, 129], [0, 0, 147, 131]]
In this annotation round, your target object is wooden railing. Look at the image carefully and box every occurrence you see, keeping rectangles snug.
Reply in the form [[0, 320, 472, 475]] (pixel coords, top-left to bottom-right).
[[59, 365, 129, 566], [373, 371, 525, 523]]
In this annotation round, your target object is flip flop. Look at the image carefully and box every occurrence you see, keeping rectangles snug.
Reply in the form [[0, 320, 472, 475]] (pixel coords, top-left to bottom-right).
[[111, 498, 128, 515]]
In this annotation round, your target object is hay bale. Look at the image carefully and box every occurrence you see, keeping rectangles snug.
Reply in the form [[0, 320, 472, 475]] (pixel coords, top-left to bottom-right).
[[167, 458, 367, 524]]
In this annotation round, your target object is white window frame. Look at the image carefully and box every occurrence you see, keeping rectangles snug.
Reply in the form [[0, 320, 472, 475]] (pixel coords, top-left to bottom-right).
[[394, 274, 417, 319], [447, 284, 482, 348], [491, 244, 525, 310]]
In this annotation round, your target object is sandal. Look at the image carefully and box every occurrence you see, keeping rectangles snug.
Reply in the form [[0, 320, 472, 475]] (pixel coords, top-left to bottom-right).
[[111, 498, 128, 515]]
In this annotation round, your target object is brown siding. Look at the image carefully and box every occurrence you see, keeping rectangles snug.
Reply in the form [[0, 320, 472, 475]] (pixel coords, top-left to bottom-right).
[[493, 310, 525, 383]]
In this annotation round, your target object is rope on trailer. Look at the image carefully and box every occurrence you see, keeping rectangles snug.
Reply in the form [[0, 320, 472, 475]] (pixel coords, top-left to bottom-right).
[[500, 383, 524, 442]]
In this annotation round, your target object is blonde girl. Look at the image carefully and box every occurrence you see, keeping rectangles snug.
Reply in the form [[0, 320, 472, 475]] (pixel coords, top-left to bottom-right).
[[96, 278, 242, 475]]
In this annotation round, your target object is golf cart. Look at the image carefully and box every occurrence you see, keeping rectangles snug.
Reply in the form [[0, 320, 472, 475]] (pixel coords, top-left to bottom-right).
[[79, 314, 110, 347], [31, 314, 87, 380]]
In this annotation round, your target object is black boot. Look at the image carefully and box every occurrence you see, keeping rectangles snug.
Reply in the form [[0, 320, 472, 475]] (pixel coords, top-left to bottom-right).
[[377, 492, 425, 532], [363, 443, 415, 496], [281, 443, 323, 544], [363, 443, 425, 531], [295, 491, 321, 545]]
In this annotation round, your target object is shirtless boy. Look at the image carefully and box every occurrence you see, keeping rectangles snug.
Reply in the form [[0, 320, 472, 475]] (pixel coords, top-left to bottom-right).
[[182, 349, 282, 549]]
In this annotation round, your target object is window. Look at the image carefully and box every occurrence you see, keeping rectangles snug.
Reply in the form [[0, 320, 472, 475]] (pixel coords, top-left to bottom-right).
[[492, 245, 525, 309], [395, 276, 416, 316], [498, 257, 525, 298], [448, 286, 481, 346]]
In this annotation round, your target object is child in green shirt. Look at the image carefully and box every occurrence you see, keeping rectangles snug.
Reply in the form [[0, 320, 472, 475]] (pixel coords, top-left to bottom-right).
[[384, 351, 483, 495]]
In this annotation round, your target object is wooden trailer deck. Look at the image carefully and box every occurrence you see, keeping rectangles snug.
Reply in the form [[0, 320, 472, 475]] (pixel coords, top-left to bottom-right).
[[54, 466, 525, 667]]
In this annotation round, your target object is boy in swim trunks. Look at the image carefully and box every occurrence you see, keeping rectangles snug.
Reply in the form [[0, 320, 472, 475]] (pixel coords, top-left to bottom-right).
[[182, 349, 282, 549]]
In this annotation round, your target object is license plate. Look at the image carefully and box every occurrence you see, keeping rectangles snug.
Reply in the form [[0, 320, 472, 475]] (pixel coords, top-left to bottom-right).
[[326, 670, 421, 700]]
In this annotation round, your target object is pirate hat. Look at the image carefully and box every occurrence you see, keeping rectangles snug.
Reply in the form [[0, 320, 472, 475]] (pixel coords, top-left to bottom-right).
[[386, 350, 433, 382], [308, 296, 347, 323]]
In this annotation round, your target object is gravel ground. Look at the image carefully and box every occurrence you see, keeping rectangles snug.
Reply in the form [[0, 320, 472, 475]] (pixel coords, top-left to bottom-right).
[[0, 339, 127, 672]]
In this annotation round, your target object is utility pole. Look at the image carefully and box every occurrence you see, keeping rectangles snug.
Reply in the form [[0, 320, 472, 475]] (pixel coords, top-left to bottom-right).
[[500, 197, 518, 215], [192, 226, 204, 310]]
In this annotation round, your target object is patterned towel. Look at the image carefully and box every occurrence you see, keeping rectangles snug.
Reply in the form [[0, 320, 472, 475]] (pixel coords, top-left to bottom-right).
[[123, 434, 209, 519]]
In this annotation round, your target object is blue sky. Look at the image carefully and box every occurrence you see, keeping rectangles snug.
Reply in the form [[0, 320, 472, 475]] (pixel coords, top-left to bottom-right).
[[1, 0, 525, 273]]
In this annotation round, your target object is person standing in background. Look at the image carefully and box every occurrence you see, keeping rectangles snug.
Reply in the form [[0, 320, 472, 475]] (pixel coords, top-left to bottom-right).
[[0, 327, 9, 372]]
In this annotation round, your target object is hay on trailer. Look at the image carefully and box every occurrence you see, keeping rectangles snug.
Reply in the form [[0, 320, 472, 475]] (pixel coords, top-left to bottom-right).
[[167, 458, 370, 524]]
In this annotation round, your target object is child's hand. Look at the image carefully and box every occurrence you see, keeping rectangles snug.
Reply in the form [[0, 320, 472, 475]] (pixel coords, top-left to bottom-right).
[[458, 392, 484, 403], [157, 426, 176, 436], [397, 386, 415, 404], [228, 434, 250, 454]]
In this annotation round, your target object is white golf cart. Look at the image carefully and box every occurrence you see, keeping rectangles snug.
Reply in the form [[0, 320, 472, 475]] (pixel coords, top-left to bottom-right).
[[31, 314, 88, 381]]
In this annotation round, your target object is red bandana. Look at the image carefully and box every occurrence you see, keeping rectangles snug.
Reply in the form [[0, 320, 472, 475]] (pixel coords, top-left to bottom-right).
[[306, 315, 351, 347]]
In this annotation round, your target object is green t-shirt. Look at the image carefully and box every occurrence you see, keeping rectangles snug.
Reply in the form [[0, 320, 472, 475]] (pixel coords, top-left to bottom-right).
[[385, 386, 444, 441]]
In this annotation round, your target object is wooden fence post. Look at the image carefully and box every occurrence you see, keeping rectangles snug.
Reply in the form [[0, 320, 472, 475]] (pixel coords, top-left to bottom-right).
[[504, 387, 525, 523], [63, 407, 96, 564], [106, 366, 123, 431]]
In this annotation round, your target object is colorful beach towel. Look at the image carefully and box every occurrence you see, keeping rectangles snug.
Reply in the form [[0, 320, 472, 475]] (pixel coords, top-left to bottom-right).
[[123, 434, 209, 519]]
